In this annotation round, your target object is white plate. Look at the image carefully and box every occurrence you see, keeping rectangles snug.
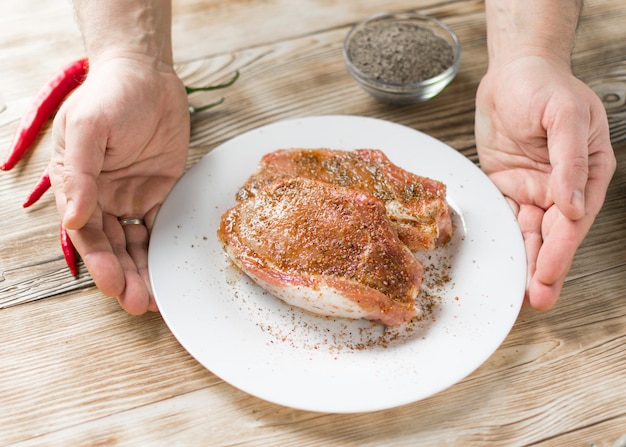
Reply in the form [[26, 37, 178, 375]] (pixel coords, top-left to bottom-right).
[[149, 115, 526, 413]]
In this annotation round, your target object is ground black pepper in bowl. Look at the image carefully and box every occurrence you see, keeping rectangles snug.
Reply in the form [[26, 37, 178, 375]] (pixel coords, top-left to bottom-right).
[[343, 12, 461, 104], [349, 22, 455, 84]]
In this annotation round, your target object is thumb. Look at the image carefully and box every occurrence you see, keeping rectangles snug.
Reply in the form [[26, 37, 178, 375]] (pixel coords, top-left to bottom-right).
[[51, 109, 106, 230], [547, 111, 589, 221]]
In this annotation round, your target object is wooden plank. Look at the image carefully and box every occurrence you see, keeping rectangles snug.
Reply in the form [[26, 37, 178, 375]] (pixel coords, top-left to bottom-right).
[[0, 290, 218, 446], [1, 264, 624, 445], [0, 2, 489, 307], [2, 0, 625, 307], [1, 0, 625, 445]]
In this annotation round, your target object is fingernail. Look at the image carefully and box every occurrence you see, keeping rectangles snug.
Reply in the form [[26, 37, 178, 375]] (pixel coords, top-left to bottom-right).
[[65, 199, 75, 218], [571, 189, 585, 213], [63, 199, 78, 228]]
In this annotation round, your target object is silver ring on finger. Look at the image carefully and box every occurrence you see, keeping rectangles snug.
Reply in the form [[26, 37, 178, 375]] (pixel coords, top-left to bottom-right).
[[119, 217, 145, 226]]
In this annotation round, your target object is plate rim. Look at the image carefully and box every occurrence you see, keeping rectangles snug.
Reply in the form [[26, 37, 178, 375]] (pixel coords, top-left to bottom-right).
[[149, 114, 526, 413]]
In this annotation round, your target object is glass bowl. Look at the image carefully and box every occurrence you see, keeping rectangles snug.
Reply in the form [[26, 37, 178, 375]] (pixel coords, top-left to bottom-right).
[[343, 12, 461, 105]]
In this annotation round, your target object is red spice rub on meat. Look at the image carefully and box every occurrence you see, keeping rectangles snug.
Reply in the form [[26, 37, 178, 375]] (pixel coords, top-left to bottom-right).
[[237, 148, 452, 251], [218, 177, 423, 326]]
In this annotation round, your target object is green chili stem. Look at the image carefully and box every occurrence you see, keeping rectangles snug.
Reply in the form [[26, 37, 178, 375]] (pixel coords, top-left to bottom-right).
[[185, 71, 240, 94], [188, 97, 225, 114]]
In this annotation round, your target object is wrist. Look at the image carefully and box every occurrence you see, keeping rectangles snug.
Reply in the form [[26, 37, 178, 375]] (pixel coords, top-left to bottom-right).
[[74, 0, 174, 69], [485, 0, 581, 70], [86, 50, 176, 76]]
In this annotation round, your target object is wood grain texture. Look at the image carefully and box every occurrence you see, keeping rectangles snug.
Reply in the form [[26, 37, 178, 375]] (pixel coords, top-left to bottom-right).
[[1, 0, 625, 445]]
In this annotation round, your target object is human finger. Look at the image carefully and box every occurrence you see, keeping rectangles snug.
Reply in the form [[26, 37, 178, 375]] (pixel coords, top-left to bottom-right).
[[545, 103, 590, 221], [104, 214, 152, 315], [529, 145, 614, 311], [120, 219, 157, 312], [54, 102, 107, 230], [585, 137, 617, 217], [65, 211, 125, 298], [142, 204, 162, 312], [516, 204, 544, 304], [529, 208, 592, 310]]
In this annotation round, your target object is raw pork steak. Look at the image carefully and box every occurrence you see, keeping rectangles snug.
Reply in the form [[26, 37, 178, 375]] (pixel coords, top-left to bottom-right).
[[237, 148, 452, 251], [218, 177, 424, 326]]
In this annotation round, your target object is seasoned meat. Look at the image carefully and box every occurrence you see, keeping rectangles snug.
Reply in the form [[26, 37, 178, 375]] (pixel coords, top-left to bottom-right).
[[218, 177, 423, 326], [237, 148, 452, 251]]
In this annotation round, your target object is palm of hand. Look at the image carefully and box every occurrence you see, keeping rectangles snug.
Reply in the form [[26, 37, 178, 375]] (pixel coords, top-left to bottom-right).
[[474, 56, 615, 309], [50, 59, 191, 314]]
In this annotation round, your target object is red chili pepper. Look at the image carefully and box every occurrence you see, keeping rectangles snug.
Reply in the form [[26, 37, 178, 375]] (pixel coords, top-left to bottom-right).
[[22, 166, 51, 208], [60, 223, 79, 277], [1, 58, 88, 171]]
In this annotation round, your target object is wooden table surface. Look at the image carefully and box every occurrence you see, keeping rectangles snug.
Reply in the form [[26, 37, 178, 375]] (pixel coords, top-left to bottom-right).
[[1, 1, 625, 445]]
